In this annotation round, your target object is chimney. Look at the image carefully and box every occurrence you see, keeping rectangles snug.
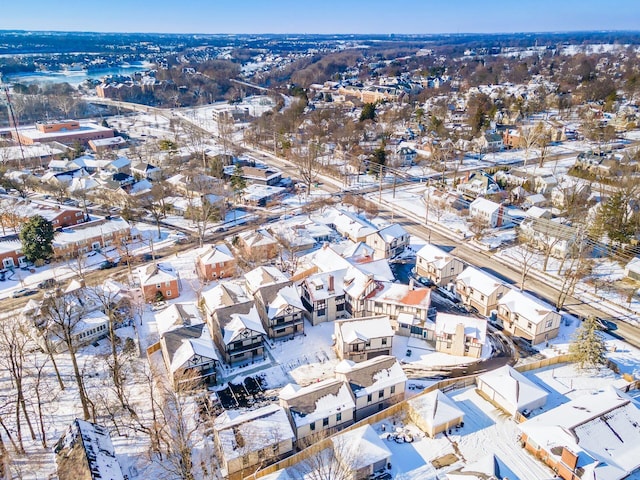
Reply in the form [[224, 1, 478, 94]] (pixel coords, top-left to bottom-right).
[[322, 242, 329, 250], [328, 275, 334, 293], [409, 278, 415, 290]]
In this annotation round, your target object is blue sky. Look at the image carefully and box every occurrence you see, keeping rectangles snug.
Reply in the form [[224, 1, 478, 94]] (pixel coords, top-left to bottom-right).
[[1, 0, 639, 34]]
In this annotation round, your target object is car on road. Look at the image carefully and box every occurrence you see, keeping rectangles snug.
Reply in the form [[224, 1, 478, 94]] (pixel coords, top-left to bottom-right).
[[37, 278, 58, 289], [595, 318, 618, 332], [99, 260, 118, 270], [12, 288, 38, 298]]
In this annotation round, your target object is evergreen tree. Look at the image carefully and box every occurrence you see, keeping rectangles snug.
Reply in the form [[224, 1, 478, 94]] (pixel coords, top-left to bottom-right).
[[569, 316, 607, 369], [230, 164, 246, 194], [19, 215, 54, 263], [359, 102, 376, 122]]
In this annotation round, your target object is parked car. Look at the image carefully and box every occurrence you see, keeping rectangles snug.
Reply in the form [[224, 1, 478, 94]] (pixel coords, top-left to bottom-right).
[[151, 301, 168, 312], [37, 278, 58, 289], [99, 261, 118, 270], [12, 288, 38, 298]]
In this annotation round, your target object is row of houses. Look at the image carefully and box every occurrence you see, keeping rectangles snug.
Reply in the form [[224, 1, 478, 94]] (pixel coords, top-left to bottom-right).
[[415, 243, 562, 344], [212, 353, 407, 479]]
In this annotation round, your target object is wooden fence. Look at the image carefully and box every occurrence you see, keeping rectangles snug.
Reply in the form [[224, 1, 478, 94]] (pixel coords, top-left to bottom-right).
[[250, 353, 630, 479]]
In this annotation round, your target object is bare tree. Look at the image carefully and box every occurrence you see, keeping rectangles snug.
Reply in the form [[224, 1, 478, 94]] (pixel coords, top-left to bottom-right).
[[292, 142, 322, 193], [0, 321, 36, 453], [153, 369, 207, 480], [511, 233, 541, 290], [39, 292, 92, 420], [138, 182, 172, 239]]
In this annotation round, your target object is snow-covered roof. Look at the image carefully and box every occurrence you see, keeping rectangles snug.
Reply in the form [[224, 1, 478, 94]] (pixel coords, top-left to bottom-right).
[[259, 470, 294, 480], [201, 280, 253, 313], [222, 306, 266, 345], [335, 355, 407, 398], [416, 243, 458, 269], [456, 266, 509, 297], [137, 262, 178, 287], [0, 194, 84, 224], [340, 241, 375, 263], [374, 223, 408, 242], [470, 196, 501, 214], [155, 303, 203, 335], [214, 404, 294, 462], [498, 289, 558, 324], [447, 454, 518, 480], [237, 228, 278, 247], [519, 387, 640, 480], [370, 282, 431, 310], [241, 183, 286, 202], [525, 205, 550, 218], [162, 323, 219, 374], [244, 265, 289, 295], [434, 313, 487, 345], [196, 243, 234, 266], [408, 389, 465, 429], [280, 378, 355, 428], [335, 315, 394, 344], [322, 208, 378, 240], [53, 217, 130, 249], [332, 425, 392, 471], [266, 284, 305, 319], [477, 365, 548, 411], [625, 257, 640, 275], [108, 157, 131, 169], [54, 419, 124, 480]]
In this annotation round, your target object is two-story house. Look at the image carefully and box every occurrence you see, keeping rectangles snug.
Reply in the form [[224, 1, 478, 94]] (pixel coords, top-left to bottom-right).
[[213, 404, 295, 480], [195, 244, 237, 282], [365, 224, 410, 260], [334, 315, 394, 362], [137, 263, 181, 302], [216, 306, 267, 366], [301, 270, 349, 325], [255, 284, 306, 339], [365, 282, 432, 330], [434, 313, 487, 358], [455, 266, 511, 316], [497, 290, 561, 344], [415, 244, 465, 287], [200, 280, 255, 342], [469, 197, 509, 228], [334, 355, 407, 421], [159, 323, 219, 388], [279, 378, 356, 447]]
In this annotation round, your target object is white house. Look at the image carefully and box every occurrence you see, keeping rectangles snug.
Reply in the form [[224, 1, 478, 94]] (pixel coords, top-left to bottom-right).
[[334, 315, 394, 362], [364, 224, 410, 260], [334, 355, 407, 421], [434, 313, 487, 359], [497, 289, 561, 344], [469, 197, 509, 228], [477, 365, 548, 416], [415, 244, 465, 287], [455, 266, 511, 317]]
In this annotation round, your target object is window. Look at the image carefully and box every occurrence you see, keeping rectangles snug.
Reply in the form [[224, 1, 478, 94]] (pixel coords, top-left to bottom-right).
[[322, 417, 329, 427], [367, 394, 372, 402], [381, 338, 388, 346], [309, 422, 315, 431], [390, 385, 396, 394], [527, 321, 532, 329], [336, 412, 341, 422], [317, 308, 326, 317], [378, 390, 384, 399], [166, 290, 172, 297], [546, 319, 554, 328]]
